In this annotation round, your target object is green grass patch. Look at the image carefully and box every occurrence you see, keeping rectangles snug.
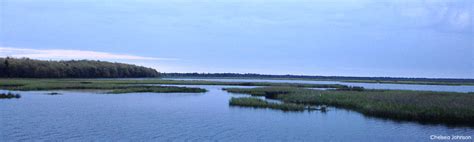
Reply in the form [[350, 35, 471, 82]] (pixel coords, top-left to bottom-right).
[[224, 87, 474, 126], [229, 97, 305, 111]]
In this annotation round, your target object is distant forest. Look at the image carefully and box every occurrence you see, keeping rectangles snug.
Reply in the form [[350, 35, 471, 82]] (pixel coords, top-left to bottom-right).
[[0, 57, 160, 78], [162, 73, 474, 83]]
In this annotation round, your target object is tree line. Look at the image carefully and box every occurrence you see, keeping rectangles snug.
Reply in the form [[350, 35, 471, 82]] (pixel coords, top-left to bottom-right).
[[0, 57, 160, 78]]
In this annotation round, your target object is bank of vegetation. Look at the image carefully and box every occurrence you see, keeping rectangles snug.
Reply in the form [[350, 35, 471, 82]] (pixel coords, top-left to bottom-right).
[[0, 92, 21, 99], [224, 87, 474, 126], [0, 57, 159, 78], [229, 97, 305, 111], [0, 79, 207, 94], [109, 86, 207, 94]]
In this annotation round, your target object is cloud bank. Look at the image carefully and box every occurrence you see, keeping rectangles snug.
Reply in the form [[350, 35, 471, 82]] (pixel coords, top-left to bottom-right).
[[0, 47, 177, 61]]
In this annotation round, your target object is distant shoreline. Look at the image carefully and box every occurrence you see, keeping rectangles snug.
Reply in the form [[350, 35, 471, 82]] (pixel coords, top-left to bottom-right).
[[162, 76, 474, 86]]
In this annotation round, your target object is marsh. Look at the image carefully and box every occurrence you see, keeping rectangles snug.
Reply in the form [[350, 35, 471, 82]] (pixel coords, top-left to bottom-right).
[[1, 84, 473, 141]]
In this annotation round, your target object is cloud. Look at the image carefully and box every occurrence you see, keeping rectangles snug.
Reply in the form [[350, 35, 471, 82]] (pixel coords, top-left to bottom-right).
[[446, 9, 471, 31], [392, 0, 473, 33], [0, 47, 178, 61]]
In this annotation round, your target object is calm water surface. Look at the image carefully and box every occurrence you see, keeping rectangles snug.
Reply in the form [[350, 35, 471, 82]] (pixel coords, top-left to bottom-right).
[[167, 78, 474, 93], [1, 85, 473, 141]]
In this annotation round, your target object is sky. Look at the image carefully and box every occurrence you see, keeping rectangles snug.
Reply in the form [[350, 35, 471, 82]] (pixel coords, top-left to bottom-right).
[[0, 0, 473, 78]]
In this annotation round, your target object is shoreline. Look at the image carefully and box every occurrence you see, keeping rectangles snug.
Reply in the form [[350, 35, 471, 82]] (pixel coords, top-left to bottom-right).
[[163, 77, 474, 86]]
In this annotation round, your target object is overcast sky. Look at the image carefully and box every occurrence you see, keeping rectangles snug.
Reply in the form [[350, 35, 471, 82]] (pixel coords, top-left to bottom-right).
[[0, 0, 473, 78]]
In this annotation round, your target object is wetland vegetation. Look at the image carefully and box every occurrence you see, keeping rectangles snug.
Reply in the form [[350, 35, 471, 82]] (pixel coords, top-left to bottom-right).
[[224, 87, 474, 126], [0, 79, 208, 94], [2, 78, 473, 126], [0, 92, 21, 99], [108, 86, 207, 94], [0, 78, 346, 92], [45, 92, 62, 95], [229, 97, 306, 111]]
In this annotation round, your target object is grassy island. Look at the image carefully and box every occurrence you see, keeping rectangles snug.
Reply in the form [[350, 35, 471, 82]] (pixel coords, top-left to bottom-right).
[[224, 87, 474, 126], [0, 92, 21, 99], [0, 79, 209, 94], [230, 97, 305, 111], [108, 86, 207, 94]]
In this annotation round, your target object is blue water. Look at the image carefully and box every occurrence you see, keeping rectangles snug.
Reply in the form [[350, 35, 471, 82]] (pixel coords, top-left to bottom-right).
[[167, 78, 474, 93], [1, 85, 473, 141]]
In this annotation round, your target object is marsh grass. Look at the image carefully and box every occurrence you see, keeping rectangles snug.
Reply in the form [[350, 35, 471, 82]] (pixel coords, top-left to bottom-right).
[[229, 97, 305, 111], [46, 92, 62, 95], [0, 79, 208, 93], [335, 86, 365, 91], [224, 87, 474, 126], [0, 78, 347, 89], [0, 92, 21, 99], [108, 86, 207, 94], [107, 79, 347, 88], [0, 78, 348, 94]]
